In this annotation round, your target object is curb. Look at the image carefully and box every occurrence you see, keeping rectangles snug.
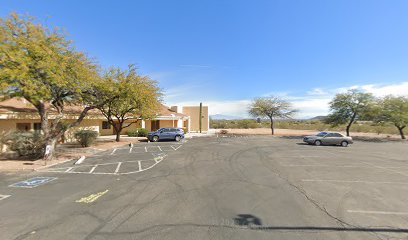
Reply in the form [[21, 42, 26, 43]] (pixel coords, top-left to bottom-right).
[[35, 158, 75, 171]]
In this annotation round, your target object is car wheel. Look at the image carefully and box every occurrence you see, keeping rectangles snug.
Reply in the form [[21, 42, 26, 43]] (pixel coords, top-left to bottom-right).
[[152, 136, 159, 142], [175, 135, 181, 142], [341, 141, 348, 147], [314, 140, 322, 146]]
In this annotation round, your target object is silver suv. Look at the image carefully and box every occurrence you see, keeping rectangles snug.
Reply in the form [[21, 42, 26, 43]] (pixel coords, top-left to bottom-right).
[[303, 132, 353, 147]]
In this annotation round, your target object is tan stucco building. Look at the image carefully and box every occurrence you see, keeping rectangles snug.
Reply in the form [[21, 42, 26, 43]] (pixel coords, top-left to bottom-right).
[[0, 98, 209, 142]]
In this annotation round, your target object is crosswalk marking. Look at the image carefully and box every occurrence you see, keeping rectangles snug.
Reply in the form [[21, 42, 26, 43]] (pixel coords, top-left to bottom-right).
[[138, 161, 142, 171]]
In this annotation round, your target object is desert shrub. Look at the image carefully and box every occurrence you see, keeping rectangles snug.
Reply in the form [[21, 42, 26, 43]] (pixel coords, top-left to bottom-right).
[[127, 130, 138, 137], [137, 128, 149, 137], [219, 129, 228, 134], [74, 130, 98, 147], [4, 131, 45, 158], [127, 128, 149, 137], [181, 127, 188, 133]]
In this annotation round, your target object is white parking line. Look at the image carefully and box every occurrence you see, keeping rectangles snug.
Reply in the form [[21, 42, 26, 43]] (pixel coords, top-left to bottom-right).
[[171, 146, 176, 150], [0, 195, 11, 201], [65, 167, 73, 173], [145, 146, 148, 152], [129, 147, 133, 153], [138, 161, 142, 171], [173, 145, 182, 151], [301, 179, 408, 185], [362, 161, 408, 177], [157, 146, 162, 152], [282, 164, 368, 168], [347, 210, 408, 215], [110, 149, 117, 155], [89, 165, 97, 173], [114, 162, 122, 174]]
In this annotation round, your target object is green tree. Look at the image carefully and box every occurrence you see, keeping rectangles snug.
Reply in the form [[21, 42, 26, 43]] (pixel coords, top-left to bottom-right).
[[0, 13, 100, 161], [248, 97, 297, 135], [94, 65, 162, 142], [325, 89, 375, 136], [374, 96, 408, 139]]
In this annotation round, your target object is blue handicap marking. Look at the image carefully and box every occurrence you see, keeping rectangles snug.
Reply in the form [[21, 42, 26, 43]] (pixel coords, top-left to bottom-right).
[[9, 177, 58, 188]]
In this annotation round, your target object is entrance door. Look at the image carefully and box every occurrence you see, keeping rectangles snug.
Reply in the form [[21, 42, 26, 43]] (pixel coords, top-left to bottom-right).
[[151, 120, 160, 131]]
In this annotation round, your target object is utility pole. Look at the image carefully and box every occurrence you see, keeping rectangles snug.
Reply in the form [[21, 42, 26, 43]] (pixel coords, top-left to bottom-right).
[[199, 102, 202, 133]]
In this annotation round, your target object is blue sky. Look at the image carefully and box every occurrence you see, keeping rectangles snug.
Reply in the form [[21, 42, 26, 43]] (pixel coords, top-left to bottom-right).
[[2, 0, 408, 118]]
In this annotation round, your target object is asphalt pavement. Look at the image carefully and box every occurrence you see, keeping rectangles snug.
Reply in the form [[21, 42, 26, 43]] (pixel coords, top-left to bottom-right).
[[1, 136, 408, 240]]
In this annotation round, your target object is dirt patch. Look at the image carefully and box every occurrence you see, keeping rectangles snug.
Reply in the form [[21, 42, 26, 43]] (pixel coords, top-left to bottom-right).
[[217, 128, 406, 142]]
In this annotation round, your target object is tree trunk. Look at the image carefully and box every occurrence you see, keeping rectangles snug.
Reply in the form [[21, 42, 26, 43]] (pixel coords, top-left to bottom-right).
[[114, 122, 123, 142], [43, 137, 58, 164], [269, 117, 274, 135], [346, 112, 357, 136], [116, 131, 121, 142], [397, 126, 406, 139]]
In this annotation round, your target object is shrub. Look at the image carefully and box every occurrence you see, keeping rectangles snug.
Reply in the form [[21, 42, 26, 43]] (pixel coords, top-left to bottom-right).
[[219, 129, 228, 134], [74, 130, 98, 147], [181, 127, 188, 133], [4, 131, 45, 158], [127, 128, 149, 137], [127, 130, 139, 137], [137, 128, 149, 137]]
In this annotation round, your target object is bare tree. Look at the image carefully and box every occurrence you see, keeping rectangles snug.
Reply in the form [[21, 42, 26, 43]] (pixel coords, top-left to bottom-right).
[[248, 97, 297, 135]]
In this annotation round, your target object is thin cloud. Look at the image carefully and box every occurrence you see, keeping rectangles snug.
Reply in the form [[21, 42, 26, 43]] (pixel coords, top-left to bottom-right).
[[164, 82, 408, 119]]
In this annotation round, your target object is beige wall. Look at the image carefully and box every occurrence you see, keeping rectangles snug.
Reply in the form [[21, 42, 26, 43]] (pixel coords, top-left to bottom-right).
[[0, 118, 143, 142], [182, 106, 209, 132]]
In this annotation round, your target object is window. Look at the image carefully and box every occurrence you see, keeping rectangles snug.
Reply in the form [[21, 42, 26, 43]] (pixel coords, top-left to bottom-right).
[[33, 123, 42, 131], [16, 123, 31, 131], [325, 133, 335, 137], [332, 133, 343, 137], [102, 121, 111, 129]]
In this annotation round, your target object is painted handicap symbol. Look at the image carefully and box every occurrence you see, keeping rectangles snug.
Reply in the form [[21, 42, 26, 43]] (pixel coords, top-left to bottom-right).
[[9, 177, 57, 188]]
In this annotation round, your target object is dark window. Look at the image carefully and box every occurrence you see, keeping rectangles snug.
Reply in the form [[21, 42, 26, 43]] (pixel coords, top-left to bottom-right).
[[332, 133, 343, 137], [102, 121, 111, 129], [16, 123, 31, 131], [33, 123, 42, 131]]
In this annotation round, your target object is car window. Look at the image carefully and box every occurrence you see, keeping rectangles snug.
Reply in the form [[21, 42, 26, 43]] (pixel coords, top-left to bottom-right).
[[316, 132, 327, 137], [161, 128, 169, 132], [325, 133, 335, 137], [332, 133, 343, 137]]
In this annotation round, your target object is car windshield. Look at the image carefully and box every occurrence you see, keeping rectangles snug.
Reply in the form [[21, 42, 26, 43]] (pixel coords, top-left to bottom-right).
[[316, 132, 327, 137]]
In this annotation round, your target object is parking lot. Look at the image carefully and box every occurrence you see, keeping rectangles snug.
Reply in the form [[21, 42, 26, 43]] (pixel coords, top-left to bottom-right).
[[0, 136, 407, 240], [38, 142, 184, 175]]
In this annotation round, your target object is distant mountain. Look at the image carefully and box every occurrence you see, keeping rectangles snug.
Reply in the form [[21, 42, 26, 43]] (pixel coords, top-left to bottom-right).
[[308, 115, 327, 121], [210, 114, 244, 120]]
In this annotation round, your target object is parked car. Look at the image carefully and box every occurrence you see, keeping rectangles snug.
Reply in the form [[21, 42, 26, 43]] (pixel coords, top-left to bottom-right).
[[148, 128, 184, 142], [303, 132, 353, 147]]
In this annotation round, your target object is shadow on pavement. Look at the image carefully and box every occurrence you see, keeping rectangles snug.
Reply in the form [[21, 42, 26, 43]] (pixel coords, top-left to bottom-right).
[[232, 214, 408, 233]]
